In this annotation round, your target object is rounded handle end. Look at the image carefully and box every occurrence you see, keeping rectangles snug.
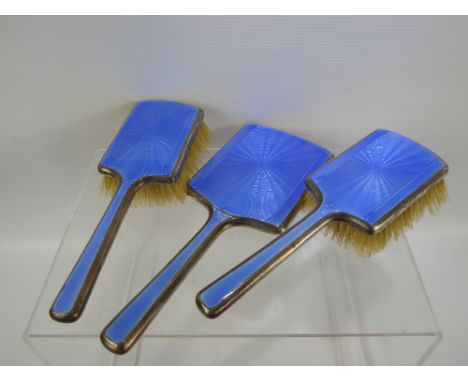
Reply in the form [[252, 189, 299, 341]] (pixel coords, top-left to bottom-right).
[[100, 331, 131, 355], [195, 290, 224, 319], [49, 302, 82, 323]]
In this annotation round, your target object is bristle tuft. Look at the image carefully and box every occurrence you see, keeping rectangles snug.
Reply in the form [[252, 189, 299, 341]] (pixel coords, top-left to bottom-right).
[[325, 179, 448, 257], [100, 122, 211, 206], [296, 191, 318, 214]]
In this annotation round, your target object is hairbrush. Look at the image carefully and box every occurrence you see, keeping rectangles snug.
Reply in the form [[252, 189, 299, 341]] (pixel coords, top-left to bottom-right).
[[50, 100, 210, 322], [196, 130, 448, 318]]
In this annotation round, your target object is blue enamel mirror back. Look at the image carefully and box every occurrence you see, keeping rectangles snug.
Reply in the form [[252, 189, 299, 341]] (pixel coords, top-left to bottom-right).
[[190, 124, 332, 228]]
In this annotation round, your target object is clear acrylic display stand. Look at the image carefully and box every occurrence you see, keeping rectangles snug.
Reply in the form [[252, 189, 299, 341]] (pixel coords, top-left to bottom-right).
[[24, 149, 442, 365]]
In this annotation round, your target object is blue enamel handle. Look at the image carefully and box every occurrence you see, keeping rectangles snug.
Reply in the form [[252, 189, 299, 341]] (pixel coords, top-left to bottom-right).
[[196, 204, 334, 318], [101, 208, 232, 354], [50, 179, 133, 322]]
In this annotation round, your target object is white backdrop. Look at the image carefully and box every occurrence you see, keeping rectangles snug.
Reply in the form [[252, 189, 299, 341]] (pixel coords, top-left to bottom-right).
[[0, 16, 467, 364]]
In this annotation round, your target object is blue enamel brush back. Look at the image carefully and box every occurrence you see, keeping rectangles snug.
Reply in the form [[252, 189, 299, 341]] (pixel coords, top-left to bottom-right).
[[100, 101, 201, 181], [190, 124, 332, 228], [309, 130, 447, 226]]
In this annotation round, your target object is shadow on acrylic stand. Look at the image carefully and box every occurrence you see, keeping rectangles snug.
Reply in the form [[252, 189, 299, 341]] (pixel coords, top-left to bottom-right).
[[24, 149, 442, 365]]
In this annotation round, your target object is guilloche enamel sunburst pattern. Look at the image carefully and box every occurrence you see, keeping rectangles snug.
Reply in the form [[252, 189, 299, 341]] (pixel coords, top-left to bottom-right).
[[99, 124, 332, 354], [310, 130, 446, 224], [190, 124, 331, 227], [195, 130, 448, 319], [100, 101, 200, 179], [49, 100, 205, 324]]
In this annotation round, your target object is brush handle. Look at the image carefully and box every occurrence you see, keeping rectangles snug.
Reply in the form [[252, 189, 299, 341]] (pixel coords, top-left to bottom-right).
[[196, 204, 334, 318], [101, 208, 233, 354], [50, 178, 134, 322]]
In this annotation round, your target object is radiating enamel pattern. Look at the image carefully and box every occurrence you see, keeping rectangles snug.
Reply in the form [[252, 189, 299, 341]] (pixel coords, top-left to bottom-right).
[[196, 129, 448, 318], [100, 125, 332, 354], [190, 124, 332, 228], [50, 101, 202, 322], [310, 130, 447, 225], [100, 100, 201, 179]]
